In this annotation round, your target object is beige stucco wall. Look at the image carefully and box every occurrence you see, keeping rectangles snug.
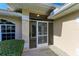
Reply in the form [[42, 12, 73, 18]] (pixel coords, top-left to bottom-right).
[[0, 15, 22, 40], [49, 10, 79, 56], [0, 9, 30, 49]]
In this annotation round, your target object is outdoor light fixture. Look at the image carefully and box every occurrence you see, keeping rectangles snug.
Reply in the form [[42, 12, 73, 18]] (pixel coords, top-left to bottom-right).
[[37, 14, 40, 17]]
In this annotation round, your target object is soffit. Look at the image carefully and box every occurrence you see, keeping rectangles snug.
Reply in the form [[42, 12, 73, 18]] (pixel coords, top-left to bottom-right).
[[8, 3, 55, 15]]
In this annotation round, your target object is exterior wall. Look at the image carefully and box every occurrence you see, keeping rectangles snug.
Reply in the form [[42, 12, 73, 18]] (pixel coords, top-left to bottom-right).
[[49, 10, 79, 56], [0, 15, 22, 40], [0, 9, 30, 49], [22, 9, 29, 49]]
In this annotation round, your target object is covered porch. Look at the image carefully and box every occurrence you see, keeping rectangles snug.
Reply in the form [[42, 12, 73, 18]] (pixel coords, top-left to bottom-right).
[[8, 3, 55, 49]]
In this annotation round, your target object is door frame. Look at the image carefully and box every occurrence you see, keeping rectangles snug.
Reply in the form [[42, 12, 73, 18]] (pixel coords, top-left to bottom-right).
[[36, 21, 48, 48]]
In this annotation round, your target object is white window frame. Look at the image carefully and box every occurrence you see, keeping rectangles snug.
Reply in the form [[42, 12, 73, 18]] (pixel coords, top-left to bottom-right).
[[0, 18, 16, 41]]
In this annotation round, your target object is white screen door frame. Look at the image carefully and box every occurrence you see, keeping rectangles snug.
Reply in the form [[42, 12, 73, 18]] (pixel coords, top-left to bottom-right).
[[36, 21, 48, 48]]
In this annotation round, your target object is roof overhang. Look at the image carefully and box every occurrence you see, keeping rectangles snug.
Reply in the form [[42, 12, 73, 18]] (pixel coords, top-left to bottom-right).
[[48, 3, 79, 19], [8, 3, 55, 15], [0, 9, 23, 17]]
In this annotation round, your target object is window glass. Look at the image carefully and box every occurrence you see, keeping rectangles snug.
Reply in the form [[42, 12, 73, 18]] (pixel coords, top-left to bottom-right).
[[38, 36, 47, 44], [0, 19, 15, 41], [38, 22, 47, 35]]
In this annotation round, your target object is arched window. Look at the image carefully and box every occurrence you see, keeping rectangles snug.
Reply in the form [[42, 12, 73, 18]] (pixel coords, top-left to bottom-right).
[[0, 19, 15, 41]]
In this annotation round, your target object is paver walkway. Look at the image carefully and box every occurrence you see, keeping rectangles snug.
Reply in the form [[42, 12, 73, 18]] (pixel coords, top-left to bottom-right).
[[22, 48, 58, 56]]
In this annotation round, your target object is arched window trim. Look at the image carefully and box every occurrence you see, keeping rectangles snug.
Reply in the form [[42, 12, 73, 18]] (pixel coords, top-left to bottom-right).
[[0, 18, 16, 41], [0, 18, 16, 25]]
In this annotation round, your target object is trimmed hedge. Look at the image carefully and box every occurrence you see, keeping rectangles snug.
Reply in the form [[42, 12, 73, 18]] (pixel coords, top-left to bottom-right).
[[0, 40, 24, 56]]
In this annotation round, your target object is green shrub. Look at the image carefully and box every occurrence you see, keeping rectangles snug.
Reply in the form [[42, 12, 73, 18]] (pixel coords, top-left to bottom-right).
[[0, 40, 24, 56]]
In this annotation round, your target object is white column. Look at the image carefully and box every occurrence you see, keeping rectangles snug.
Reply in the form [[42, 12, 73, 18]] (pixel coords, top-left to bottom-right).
[[22, 15, 29, 49]]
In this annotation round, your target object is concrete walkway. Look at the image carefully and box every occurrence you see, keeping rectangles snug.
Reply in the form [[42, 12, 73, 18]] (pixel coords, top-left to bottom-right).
[[22, 48, 58, 56]]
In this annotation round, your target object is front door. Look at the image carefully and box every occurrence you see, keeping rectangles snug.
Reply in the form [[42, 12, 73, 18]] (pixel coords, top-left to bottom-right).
[[37, 21, 48, 48]]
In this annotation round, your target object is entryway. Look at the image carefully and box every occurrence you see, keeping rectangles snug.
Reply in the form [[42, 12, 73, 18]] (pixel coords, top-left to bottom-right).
[[29, 21, 48, 48]]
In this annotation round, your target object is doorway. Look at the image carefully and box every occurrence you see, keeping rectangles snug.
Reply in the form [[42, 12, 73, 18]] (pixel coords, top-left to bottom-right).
[[30, 21, 48, 48], [37, 21, 48, 48]]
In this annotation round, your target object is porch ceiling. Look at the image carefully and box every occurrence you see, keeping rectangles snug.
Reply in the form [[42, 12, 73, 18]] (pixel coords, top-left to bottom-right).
[[8, 3, 55, 15]]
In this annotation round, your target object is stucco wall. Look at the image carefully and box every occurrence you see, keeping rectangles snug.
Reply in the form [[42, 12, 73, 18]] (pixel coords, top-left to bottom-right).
[[0, 9, 30, 49], [0, 15, 22, 40], [50, 10, 79, 56]]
